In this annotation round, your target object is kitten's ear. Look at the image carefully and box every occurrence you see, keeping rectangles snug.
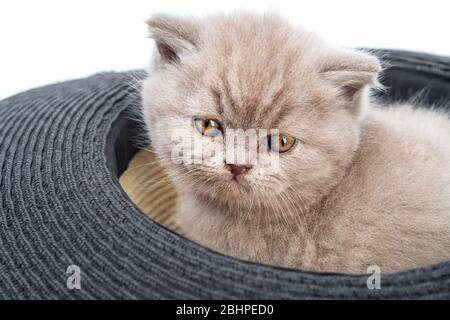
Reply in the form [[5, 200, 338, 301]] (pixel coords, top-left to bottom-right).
[[146, 14, 199, 65], [319, 49, 382, 99]]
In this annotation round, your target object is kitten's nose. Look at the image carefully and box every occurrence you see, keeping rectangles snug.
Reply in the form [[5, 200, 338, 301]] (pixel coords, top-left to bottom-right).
[[226, 164, 252, 177]]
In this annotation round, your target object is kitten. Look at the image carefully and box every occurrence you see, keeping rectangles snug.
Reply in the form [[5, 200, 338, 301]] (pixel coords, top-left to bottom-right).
[[141, 13, 450, 274]]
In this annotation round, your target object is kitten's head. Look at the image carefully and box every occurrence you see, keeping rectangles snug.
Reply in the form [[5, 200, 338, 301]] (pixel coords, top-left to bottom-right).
[[142, 13, 381, 212]]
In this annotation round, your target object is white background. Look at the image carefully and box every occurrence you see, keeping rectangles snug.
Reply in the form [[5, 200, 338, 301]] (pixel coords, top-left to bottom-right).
[[1, 0, 449, 99]]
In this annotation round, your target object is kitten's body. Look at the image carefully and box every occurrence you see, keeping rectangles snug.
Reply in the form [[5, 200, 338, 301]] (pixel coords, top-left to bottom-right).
[[142, 13, 450, 274]]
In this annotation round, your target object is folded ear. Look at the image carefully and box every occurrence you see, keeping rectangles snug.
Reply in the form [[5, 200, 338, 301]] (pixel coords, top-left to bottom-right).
[[146, 14, 199, 65], [319, 49, 382, 99]]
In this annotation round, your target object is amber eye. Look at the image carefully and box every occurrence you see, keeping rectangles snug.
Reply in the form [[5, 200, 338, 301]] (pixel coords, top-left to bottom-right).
[[193, 118, 223, 137], [268, 133, 296, 153]]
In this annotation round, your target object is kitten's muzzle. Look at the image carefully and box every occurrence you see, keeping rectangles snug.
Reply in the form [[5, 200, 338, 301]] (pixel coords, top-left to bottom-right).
[[226, 164, 252, 178]]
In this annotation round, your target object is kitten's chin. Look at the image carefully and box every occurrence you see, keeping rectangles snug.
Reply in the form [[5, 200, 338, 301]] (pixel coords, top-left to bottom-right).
[[173, 165, 258, 204], [225, 178, 251, 194], [193, 176, 254, 204], [218, 178, 252, 195]]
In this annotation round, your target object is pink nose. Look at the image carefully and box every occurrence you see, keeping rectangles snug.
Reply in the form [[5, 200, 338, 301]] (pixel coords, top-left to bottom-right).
[[226, 164, 252, 177]]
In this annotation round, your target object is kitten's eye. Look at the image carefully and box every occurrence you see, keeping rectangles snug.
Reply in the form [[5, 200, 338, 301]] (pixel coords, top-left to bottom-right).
[[193, 118, 222, 137], [268, 133, 296, 153]]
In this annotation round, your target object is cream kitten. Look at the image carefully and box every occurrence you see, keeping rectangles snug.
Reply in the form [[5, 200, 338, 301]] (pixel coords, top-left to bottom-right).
[[141, 13, 450, 274]]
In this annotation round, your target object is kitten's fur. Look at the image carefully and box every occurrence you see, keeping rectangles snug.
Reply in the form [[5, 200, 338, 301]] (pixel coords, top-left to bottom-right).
[[142, 13, 450, 273]]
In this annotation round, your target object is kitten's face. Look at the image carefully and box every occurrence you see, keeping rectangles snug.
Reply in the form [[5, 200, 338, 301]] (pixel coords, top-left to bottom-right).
[[142, 13, 380, 209]]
